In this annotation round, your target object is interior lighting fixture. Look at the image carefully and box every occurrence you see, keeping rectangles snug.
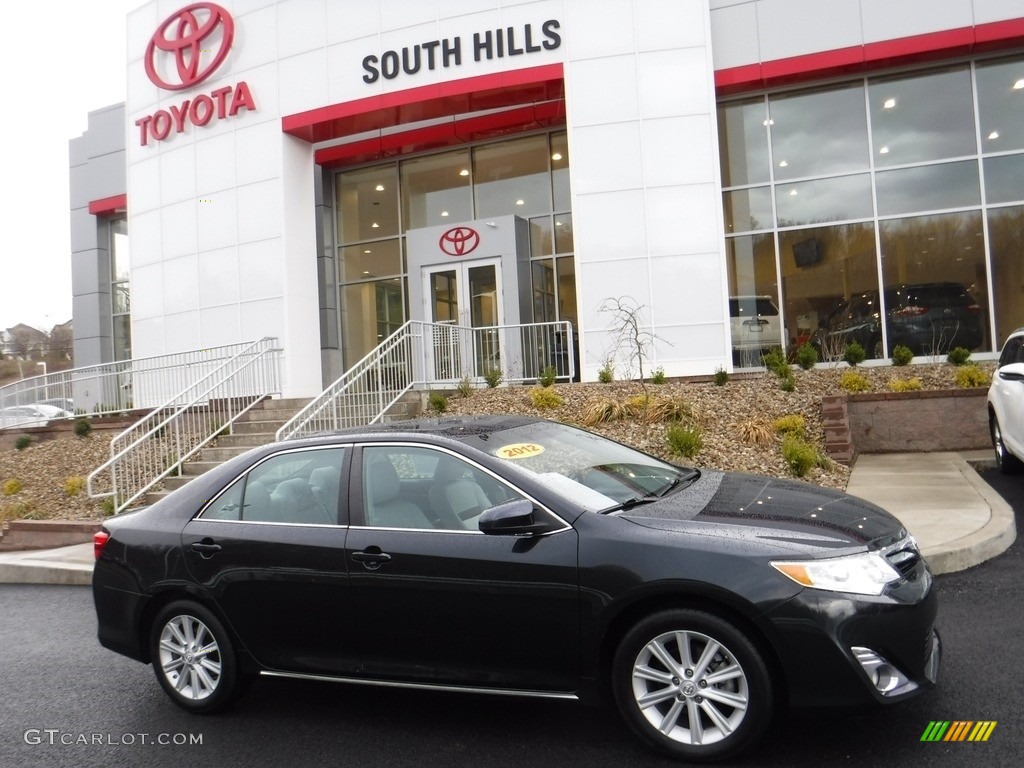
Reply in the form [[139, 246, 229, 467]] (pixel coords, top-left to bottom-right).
[[789, 189, 798, 196], [1013, 79, 1024, 90], [879, 146, 890, 154], [375, 184, 385, 191], [883, 98, 896, 109], [371, 222, 380, 228], [551, 152, 563, 161], [779, 160, 788, 167], [459, 169, 470, 176], [515, 199, 525, 206], [441, 211, 449, 217], [988, 131, 1000, 140]]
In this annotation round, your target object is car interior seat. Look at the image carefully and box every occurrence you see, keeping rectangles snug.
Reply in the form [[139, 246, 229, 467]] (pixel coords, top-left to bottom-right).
[[365, 457, 432, 529], [428, 456, 491, 529]]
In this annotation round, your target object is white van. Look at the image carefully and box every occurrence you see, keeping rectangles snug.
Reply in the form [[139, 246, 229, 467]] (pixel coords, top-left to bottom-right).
[[729, 295, 782, 359]]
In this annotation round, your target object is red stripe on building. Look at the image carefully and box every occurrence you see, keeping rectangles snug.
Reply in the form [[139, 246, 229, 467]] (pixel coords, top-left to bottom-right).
[[88, 194, 128, 216]]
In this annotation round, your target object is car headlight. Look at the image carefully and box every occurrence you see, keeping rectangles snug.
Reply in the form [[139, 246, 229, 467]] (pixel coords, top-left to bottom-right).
[[771, 551, 901, 596]]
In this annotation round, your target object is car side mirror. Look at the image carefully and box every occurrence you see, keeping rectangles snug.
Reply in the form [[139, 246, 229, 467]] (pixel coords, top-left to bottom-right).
[[998, 362, 1024, 382], [479, 499, 550, 536]]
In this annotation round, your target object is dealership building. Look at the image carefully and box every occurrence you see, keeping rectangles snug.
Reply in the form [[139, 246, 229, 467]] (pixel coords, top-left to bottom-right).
[[70, 0, 1024, 399]]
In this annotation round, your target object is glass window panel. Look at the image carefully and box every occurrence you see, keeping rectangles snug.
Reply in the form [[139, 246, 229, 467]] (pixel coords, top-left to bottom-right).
[[340, 239, 402, 282], [718, 98, 771, 187], [724, 186, 773, 233], [530, 216, 554, 256], [769, 84, 869, 180], [112, 282, 130, 314], [984, 154, 1024, 205], [779, 223, 880, 360], [876, 161, 980, 216], [551, 132, 571, 211], [987, 205, 1024, 346], [556, 256, 577, 326], [869, 67, 975, 166], [725, 234, 781, 366], [113, 314, 132, 362], [342, 279, 406, 367], [473, 135, 552, 218], [554, 213, 573, 254], [532, 259, 556, 322], [111, 218, 130, 282], [976, 57, 1024, 153], [879, 212, 989, 354], [336, 165, 399, 243], [401, 150, 472, 230], [775, 174, 872, 227]]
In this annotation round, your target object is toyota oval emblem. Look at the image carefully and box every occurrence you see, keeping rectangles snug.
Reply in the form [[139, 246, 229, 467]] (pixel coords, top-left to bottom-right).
[[439, 227, 481, 257], [145, 3, 235, 91]]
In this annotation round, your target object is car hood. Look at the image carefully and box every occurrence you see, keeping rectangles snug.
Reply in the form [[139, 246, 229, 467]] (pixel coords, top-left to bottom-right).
[[622, 470, 906, 549]]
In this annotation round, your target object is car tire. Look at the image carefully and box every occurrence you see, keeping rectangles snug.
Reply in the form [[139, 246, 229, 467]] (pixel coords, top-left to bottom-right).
[[612, 609, 773, 762], [150, 600, 239, 713], [990, 415, 1022, 475]]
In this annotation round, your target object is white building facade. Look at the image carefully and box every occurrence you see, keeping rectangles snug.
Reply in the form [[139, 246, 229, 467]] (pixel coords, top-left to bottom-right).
[[70, 0, 1024, 397]]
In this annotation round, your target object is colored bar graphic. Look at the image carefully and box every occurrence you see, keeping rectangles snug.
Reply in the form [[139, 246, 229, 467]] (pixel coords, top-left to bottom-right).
[[920, 721, 996, 742]]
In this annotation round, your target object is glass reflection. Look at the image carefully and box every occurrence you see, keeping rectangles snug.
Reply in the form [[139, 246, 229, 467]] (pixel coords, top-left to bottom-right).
[[551, 132, 571, 211], [875, 161, 980, 216], [976, 57, 1024, 153], [988, 205, 1024, 344], [869, 67, 975, 166], [474, 135, 552, 218], [401, 150, 472, 230], [724, 187, 773, 233], [340, 240, 402, 282], [337, 165, 400, 241], [726, 234, 780, 366], [718, 98, 770, 186], [984, 155, 1024, 205], [775, 174, 872, 227], [770, 84, 869, 180]]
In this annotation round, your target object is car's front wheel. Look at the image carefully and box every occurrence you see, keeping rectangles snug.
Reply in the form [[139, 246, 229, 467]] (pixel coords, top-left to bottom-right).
[[990, 414, 1022, 475], [612, 609, 773, 762], [150, 600, 239, 713]]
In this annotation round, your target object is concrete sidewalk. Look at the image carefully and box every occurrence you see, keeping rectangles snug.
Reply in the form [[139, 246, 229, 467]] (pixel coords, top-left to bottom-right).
[[0, 451, 1017, 586]]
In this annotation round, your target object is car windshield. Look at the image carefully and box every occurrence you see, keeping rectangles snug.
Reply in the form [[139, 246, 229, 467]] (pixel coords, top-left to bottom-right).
[[475, 421, 698, 513]]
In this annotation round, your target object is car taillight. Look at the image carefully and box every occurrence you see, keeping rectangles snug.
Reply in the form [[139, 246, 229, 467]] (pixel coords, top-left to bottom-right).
[[94, 530, 110, 560], [892, 305, 928, 317], [966, 303, 981, 313]]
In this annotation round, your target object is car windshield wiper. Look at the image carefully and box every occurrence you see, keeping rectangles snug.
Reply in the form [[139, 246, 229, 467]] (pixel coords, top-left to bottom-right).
[[657, 469, 701, 497], [599, 496, 660, 514]]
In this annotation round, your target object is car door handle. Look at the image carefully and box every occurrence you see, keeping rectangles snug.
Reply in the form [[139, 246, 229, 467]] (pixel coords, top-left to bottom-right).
[[191, 540, 222, 559], [352, 548, 392, 570]]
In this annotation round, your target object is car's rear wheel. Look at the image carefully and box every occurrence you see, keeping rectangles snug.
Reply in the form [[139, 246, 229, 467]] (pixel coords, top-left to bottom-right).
[[990, 415, 1022, 475], [151, 600, 239, 713], [612, 609, 773, 762]]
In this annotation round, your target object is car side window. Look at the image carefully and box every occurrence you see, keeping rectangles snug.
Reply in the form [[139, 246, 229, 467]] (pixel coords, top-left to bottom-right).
[[999, 336, 1024, 367], [202, 447, 346, 525], [361, 446, 522, 531]]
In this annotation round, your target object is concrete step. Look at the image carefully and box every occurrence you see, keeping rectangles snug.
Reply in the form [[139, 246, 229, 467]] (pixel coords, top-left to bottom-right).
[[181, 461, 223, 476], [162, 475, 193, 491], [214, 432, 277, 449], [230, 418, 287, 435], [200, 445, 257, 463]]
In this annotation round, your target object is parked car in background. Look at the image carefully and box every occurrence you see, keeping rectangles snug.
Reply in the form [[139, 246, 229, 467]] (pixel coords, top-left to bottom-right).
[[729, 295, 782, 363], [93, 415, 940, 762], [988, 327, 1024, 474], [0, 403, 73, 428], [812, 282, 984, 359]]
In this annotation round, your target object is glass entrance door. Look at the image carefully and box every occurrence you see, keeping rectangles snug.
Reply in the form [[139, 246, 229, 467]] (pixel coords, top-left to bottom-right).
[[423, 259, 503, 380]]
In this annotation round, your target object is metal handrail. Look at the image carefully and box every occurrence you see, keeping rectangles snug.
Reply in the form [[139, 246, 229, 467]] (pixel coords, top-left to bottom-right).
[[87, 338, 282, 512], [277, 320, 575, 441], [0, 340, 279, 426]]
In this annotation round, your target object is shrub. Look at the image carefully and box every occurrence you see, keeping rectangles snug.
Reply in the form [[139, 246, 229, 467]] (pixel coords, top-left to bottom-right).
[[888, 377, 922, 392], [650, 367, 667, 385], [3, 478, 23, 496], [666, 424, 702, 458], [101, 498, 116, 516], [538, 365, 557, 388], [779, 369, 796, 392], [73, 419, 93, 437], [598, 360, 615, 383], [795, 343, 818, 370], [6, 501, 39, 520], [843, 341, 866, 367], [781, 435, 819, 478], [947, 347, 972, 366], [483, 368, 503, 388], [625, 395, 693, 424], [529, 387, 563, 410], [456, 375, 473, 398], [735, 418, 774, 448], [761, 347, 789, 377], [427, 391, 449, 413], [64, 476, 87, 497], [774, 414, 806, 438], [14, 436, 31, 451], [891, 345, 914, 366], [839, 370, 871, 393], [955, 365, 990, 388], [713, 366, 729, 386], [582, 398, 628, 426]]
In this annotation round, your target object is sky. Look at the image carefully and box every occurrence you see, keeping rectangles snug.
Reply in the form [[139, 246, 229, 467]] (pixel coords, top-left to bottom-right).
[[0, 0, 147, 334]]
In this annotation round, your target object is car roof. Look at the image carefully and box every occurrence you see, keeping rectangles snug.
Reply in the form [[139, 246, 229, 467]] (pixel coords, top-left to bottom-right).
[[285, 414, 547, 446]]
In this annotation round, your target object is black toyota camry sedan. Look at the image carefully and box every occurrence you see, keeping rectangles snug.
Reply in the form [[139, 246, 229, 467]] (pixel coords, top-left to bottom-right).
[[93, 415, 940, 761]]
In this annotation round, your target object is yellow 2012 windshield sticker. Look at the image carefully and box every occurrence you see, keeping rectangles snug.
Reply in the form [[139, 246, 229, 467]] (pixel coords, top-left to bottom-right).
[[496, 443, 545, 460]]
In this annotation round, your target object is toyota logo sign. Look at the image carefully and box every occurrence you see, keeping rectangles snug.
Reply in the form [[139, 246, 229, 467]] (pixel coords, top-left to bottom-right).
[[145, 3, 234, 91], [439, 227, 481, 257]]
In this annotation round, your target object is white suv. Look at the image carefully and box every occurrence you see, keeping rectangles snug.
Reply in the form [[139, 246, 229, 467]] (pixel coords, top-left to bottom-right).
[[988, 327, 1024, 473], [729, 295, 782, 363]]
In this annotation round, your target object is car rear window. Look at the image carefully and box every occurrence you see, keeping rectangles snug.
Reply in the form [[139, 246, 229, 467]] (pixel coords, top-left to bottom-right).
[[729, 298, 778, 317], [898, 284, 974, 307]]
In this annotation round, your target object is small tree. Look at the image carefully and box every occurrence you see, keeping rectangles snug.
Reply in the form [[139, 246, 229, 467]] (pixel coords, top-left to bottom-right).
[[599, 297, 667, 398]]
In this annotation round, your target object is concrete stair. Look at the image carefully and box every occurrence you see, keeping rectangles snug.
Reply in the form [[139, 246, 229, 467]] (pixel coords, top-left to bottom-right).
[[147, 391, 425, 504]]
